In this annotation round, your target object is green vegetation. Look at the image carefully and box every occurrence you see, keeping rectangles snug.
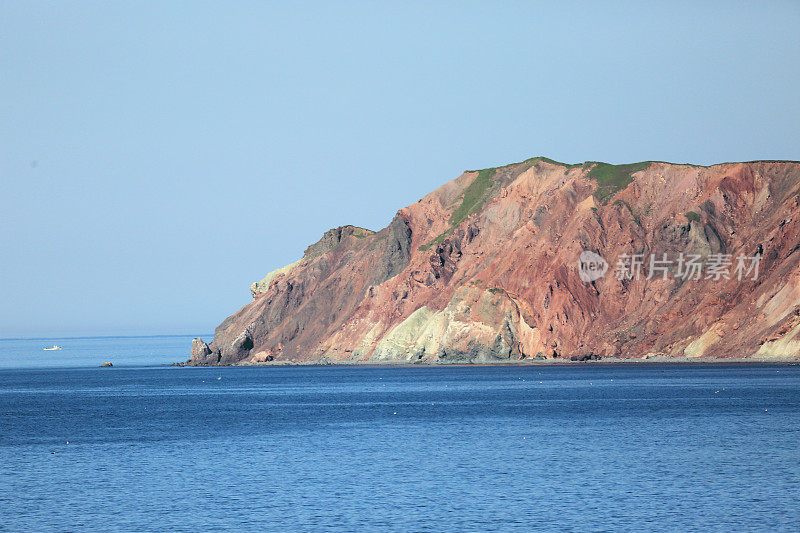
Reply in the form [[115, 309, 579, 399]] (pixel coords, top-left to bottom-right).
[[528, 156, 583, 169], [685, 211, 701, 223], [418, 228, 453, 251], [487, 287, 505, 294], [449, 167, 497, 226], [613, 199, 642, 227], [420, 167, 498, 250], [466, 155, 582, 175], [419, 156, 646, 251], [588, 161, 651, 203]]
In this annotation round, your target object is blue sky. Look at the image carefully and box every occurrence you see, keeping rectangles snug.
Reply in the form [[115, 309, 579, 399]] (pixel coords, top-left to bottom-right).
[[2, 1, 799, 337]]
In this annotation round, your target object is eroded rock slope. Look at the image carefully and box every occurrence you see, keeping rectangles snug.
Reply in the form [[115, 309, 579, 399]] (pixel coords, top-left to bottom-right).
[[191, 157, 800, 364]]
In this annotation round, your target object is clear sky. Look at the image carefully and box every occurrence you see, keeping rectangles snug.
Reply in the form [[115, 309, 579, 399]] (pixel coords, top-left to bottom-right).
[[2, 1, 799, 337]]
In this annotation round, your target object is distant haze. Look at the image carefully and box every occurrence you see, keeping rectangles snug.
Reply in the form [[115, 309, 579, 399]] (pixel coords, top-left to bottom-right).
[[2, 1, 799, 337]]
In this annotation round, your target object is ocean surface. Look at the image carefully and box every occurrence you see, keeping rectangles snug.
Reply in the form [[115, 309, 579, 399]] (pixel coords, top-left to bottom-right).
[[1, 337, 799, 531], [0, 335, 202, 369]]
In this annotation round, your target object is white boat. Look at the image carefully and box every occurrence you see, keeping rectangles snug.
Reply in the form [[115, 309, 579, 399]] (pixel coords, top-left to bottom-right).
[[43, 345, 62, 351]]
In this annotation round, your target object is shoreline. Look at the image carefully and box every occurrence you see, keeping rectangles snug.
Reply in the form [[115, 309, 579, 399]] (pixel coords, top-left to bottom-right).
[[179, 356, 799, 368]]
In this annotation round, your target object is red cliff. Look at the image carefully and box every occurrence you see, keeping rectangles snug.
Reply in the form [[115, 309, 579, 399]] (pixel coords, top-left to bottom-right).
[[191, 158, 800, 365]]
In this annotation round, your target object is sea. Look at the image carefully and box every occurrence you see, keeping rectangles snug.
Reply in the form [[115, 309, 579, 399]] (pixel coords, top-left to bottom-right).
[[1, 335, 798, 532]]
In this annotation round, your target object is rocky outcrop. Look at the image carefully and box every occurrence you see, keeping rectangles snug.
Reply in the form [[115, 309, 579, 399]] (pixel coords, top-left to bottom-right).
[[249, 260, 301, 298], [190, 337, 216, 365], [249, 226, 375, 297], [191, 157, 800, 365], [303, 225, 375, 260]]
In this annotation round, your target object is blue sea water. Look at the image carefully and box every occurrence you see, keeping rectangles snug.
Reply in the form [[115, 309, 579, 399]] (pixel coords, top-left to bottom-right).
[[0, 335, 202, 369], [1, 337, 799, 531]]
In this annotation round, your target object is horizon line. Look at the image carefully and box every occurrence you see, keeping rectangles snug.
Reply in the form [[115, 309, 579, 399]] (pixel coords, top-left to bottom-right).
[[0, 333, 213, 342]]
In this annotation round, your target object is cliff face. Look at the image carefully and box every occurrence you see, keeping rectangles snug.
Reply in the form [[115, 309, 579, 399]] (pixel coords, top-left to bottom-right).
[[191, 158, 800, 365]]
